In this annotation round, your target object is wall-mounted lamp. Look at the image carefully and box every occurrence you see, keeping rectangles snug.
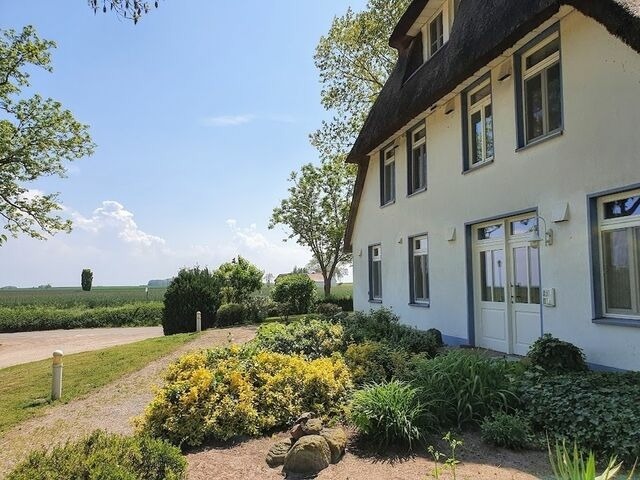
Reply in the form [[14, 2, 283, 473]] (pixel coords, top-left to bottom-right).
[[444, 99, 456, 115], [497, 59, 513, 81], [530, 216, 553, 248]]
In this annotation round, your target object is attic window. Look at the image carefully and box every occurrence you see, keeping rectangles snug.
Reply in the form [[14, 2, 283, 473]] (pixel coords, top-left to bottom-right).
[[421, 1, 456, 61], [429, 12, 444, 55]]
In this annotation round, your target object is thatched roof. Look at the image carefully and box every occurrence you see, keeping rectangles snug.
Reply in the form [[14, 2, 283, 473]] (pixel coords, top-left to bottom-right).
[[344, 0, 640, 251]]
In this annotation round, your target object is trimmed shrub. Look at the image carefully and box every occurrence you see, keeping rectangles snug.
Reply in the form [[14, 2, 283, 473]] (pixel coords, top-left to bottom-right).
[[138, 346, 352, 447], [251, 319, 345, 359], [480, 412, 532, 450], [314, 302, 343, 318], [526, 334, 587, 374], [270, 274, 316, 314], [349, 380, 424, 450], [216, 303, 245, 327], [7, 430, 185, 480], [519, 371, 640, 463], [344, 341, 412, 385], [321, 296, 354, 312], [162, 267, 221, 335], [0, 302, 163, 333], [405, 350, 521, 429], [426, 328, 444, 348], [339, 309, 439, 356]]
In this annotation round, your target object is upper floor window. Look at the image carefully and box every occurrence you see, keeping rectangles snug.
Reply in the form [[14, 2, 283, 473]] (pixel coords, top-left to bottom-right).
[[380, 144, 396, 206], [409, 235, 430, 305], [408, 125, 427, 195], [598, 189, 640, 317], [369, 244, 383, 301], [429, 12, 444, 56], [516, 28, 563, 146], [467, 79, 494, 167]]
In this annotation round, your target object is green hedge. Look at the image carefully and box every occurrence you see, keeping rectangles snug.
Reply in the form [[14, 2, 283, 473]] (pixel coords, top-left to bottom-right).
[[7, 430, 185, 480], [0, 302, 163, 332]]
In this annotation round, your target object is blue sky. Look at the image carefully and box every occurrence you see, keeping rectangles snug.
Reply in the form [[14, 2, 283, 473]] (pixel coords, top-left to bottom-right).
[[0, 0, 364, 287]]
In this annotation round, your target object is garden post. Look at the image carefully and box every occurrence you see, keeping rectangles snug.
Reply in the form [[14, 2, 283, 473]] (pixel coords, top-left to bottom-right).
[[52, 350, 63, 400], [196, 311, 201, 332]]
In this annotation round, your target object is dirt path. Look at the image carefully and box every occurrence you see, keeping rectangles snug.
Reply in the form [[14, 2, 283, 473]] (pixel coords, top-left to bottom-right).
[[187, 431, 551, 480], [0, 326, 257, 477], [0, 326, 164, 368]]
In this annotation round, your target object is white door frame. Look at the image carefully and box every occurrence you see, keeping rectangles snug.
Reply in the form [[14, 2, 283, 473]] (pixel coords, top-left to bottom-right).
[[472, 212, 543, 354]]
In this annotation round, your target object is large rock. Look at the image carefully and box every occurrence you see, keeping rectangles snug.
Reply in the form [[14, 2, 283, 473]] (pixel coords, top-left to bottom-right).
[[283, 435, 331, 475], [320, 427, 347, 463], [266, 439, 292, 468], [301, 418, 323, 436]]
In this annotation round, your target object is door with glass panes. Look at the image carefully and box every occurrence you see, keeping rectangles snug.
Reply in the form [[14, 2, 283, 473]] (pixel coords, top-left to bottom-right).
[[473, 214, 542, 355]]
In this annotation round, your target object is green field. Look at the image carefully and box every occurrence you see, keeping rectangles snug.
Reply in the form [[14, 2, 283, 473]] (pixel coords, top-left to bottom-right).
[[0, 286, 167, 308]]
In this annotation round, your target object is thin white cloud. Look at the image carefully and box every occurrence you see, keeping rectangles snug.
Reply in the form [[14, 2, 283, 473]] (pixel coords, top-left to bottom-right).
[[201, 113, 296, 127], [202, 114, 256, 127], [73, 200, 165, 247]]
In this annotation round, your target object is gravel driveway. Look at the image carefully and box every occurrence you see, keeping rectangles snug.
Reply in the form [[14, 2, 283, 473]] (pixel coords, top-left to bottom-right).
[[0, 326, 163, 368]]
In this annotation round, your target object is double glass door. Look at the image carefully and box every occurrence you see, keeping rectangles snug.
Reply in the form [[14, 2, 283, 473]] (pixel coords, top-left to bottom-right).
[[474, 214, 542, 355]]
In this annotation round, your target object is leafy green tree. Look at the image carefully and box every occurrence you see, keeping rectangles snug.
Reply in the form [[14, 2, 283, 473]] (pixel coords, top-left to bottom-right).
[[270, 273, 316, 315], [216, 256, 263, 304], [88, 0, 160, 24], [81, 269, 93, 291], [312, 0, 410, 161], [162, 267, 221, 335], [270, 157, 354, 298], [0, 26, 94, 246]]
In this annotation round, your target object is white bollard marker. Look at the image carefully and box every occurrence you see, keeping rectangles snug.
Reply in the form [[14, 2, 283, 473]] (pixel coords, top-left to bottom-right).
[[196, 311, 202, 333], [52, 350, 63, 400]]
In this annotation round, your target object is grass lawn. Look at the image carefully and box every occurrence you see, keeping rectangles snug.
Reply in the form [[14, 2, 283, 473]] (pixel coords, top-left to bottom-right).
[[0, 333, 195, 434]]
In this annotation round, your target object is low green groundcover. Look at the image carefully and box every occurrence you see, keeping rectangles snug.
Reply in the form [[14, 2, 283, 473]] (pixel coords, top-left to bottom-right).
[[7, 430, 186, 480]]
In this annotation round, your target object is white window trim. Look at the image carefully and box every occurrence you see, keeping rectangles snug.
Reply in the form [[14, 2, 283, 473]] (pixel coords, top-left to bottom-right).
[[370, 244, 383, 301], [421, 2, 451, 60], [597, 189, 640, 318], [522, 32, 561, 144], [382, 145, 396, 205], [467, 79, 493, 167], [411, 235, 430, 305], [409, 125, 427, 194]]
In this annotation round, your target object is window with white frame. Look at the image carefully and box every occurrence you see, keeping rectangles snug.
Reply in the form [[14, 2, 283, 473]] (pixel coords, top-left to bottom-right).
[[520, 31, 562, 145], [369, 244, 383, 301], [380, 145, 396, 205], [410, 235, 430, 305], [598, 189, 640, 317], [429, 11, 444, 56], [408, 125, 427, 194], [466, 79, 494, 167]]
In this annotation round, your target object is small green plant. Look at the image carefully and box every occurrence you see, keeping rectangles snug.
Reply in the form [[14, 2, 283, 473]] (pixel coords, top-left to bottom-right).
[[549, 441, 637, 480], [349, 380, 424, 450], [344, 341, 411, 385], [480, 411, 532, 450], [527, 334, 587, 374], [426, 432, 463, 480], [7, 430, 186, 479]]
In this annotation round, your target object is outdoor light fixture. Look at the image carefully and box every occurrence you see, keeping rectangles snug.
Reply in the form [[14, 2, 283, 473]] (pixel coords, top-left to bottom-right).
[[529, 216, 553, 248]]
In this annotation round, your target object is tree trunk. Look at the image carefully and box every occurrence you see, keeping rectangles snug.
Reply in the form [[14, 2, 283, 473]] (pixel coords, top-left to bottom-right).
[[323, 276, 332, 298]]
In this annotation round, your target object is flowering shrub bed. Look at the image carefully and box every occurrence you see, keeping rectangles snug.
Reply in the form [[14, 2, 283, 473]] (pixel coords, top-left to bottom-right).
[[137, 345, 352, 447]]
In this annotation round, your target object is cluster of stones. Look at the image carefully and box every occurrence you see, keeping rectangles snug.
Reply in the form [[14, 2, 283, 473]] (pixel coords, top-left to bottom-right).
[[266, 413, 347, 475]]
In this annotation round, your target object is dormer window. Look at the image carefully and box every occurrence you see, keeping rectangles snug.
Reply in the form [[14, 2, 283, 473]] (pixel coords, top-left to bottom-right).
[[429, 12, 444, 56], [421, 0, 458, 61]]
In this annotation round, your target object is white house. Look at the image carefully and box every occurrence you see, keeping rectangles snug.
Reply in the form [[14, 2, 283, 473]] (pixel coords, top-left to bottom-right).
[[345, 0, 640, 370]]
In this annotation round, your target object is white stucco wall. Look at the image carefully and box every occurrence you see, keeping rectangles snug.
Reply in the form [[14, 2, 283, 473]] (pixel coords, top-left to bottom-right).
[[351, 9, 640, 370]]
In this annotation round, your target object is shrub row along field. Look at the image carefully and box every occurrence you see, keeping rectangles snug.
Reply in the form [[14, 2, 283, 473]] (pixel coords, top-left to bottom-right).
[[0, 286, 167, 308], [0, 302, 163, 333]]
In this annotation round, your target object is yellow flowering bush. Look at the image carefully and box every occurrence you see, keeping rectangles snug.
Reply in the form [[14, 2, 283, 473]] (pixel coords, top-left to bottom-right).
[[138, 346, 352, 447]]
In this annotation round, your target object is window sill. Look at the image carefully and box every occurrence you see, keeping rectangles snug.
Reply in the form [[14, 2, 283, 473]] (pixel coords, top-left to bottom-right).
[[380, 200, 396, 209], [462, 159, 494, 175], [409, 302, 430, 308], [592, 316, 640, 328], [369, 299, 383, 304], [516, 129, 563, 152], [407, 188, 427, 198]]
